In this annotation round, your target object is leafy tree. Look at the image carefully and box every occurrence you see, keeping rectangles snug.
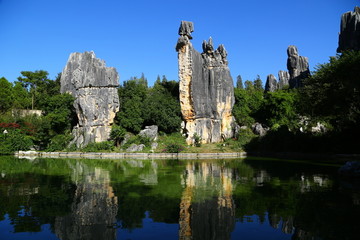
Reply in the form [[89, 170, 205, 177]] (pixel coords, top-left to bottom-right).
[[233, 85, 264, 127], [254, 75, 264, 91], [12, 81, 31, 109], [0, 77, 14, 113], [300, 51, 360, 130], [262, 90, 299, 128], [116, 77, 148, 133], [17, 70, 51, 110], [143, 78, 181, 133]]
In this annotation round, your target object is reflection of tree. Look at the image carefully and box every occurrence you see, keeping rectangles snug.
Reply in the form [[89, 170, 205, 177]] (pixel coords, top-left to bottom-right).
[[179, 162, 236, 240], [54, 162, 118, 240]]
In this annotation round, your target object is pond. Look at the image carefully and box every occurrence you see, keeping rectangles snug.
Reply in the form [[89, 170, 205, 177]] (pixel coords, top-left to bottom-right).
[[0, 156, 359, 240]]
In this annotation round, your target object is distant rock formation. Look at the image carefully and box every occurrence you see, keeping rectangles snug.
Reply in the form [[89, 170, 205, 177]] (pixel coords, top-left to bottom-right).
[[278, 70, 290, 89], [60, 51, 120, 148], [338, 6, 360, 52], [287, 45, 310, 88], [265, 74, 278, 92], [176, 21, 235, 144]]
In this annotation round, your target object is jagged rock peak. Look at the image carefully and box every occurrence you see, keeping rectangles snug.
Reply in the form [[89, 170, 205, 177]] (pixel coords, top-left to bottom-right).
[[338, 6, 360, 52], [178, 21, 194, 38], [265, 74, 278, 92], [60, 51, 119, 95], [286, 45, 310, 88]]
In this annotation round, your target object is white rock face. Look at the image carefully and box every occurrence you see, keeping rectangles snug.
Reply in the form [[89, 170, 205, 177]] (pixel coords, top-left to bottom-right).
[[60, 51, 120, 148]]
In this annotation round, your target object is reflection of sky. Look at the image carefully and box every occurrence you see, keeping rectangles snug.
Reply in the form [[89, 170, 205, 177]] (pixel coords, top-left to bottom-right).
[[118, 211, 178, 240], [232, 214, 292, 240], [0, 214, 58, 240]]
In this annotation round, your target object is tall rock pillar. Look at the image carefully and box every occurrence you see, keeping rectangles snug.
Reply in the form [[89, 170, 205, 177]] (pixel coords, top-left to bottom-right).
[[337, 6, 360, 52], [176, 21, 235, 144], [60, 51, 120, 148], [287, 45, 310, 88]]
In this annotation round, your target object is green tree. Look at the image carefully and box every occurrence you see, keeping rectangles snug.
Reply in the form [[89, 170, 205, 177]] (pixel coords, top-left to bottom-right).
[[300, 51, 360, 130], [116, 77, 148, 133], [0, 77, 14, 113], [17, 70, 51, 110], [254, 75, 264, 91], [12, 81, 31, 109], [143, 79, 181, 133], [236, 75, 244, 89], [262, 90, 299, 128]]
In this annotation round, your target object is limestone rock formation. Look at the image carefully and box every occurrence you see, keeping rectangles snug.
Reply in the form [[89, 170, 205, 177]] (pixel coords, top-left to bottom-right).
[[338, 6, 360, 52], [287, 45, 310, 88], [265, 74, 278, 92], [176, 21, 235, 144], [60, 51, 120, 148], [278, 70, 290, 89]]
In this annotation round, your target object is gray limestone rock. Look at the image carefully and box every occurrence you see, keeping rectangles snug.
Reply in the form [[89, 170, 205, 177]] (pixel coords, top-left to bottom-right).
[[265, 74, 278, 92], [338, 7, 360, 52], [252, 123, 267, 136], [139, 125, 158, 141], [287, 46, 310, 88], [278, 70, 290, 89], [60, 51, 120, 148], [126, 144, 145, 152], [176, 21, 236, 144]]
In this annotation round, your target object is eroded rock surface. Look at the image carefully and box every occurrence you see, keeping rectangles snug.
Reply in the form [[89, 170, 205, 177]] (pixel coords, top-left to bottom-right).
[[287, 45, 310, 88], [60, 51, 120, 148], [176, 21, 235, 144], [278, 70, 290, 89], [338, 6, 360, 52], [265, 74, 278, 92]]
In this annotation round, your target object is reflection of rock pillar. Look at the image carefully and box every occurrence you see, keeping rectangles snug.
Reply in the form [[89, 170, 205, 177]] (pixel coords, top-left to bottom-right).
[[179, 163, 195, 240], [54, 166, 118, 240], [179, 162, 235, 240]]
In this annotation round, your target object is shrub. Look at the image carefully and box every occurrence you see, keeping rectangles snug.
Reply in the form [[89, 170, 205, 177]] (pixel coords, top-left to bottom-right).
[[0, 129, 33, 154], [46, 133, 73, 152], [162, 143, 184, 153], [193, 133, 202, 147], [81, 141, 114, 152]]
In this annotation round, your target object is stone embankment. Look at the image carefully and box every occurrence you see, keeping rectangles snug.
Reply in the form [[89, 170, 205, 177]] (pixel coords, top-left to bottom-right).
[[15, 151, 247, 160]]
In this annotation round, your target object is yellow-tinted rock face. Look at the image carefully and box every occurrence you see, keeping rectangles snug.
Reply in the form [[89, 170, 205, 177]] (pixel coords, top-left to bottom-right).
[[176, 21, 236, 144]]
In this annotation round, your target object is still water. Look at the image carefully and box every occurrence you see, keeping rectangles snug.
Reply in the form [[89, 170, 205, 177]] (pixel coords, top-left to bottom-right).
[[0, 156, 359, 240]]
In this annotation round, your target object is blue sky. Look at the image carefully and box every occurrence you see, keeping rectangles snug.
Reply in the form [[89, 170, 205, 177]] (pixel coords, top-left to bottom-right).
[[0, 0, 358, 86]]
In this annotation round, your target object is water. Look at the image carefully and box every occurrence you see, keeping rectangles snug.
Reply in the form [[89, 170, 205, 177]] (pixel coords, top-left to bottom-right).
[[0, 156, 359, 240]]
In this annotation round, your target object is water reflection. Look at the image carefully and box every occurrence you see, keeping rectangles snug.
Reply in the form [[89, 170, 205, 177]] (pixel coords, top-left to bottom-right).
[[54, 162, 118, 240], [0, 156, 359, 240]]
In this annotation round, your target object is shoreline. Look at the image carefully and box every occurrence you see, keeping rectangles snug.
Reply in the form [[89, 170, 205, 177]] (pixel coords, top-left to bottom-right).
[[13, 150, 360, 161], [15, 151, 247, 160]]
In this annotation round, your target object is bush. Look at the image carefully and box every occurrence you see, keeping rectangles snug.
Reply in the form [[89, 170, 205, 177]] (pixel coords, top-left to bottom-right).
[[162, 143, 185, 153], [0, 129, 33, 154], [46, 133, 73, 152], [193, 133, 202, 147], [81, 141, 114, 152]]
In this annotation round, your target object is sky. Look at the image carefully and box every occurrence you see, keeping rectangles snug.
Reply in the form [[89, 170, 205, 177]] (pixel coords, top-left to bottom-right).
[[0, 0, 358, 86]]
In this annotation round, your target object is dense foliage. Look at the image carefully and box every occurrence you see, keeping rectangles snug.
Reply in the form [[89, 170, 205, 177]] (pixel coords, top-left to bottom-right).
[[233, 51, 360, 153], [115, 75, 182, 134], [0, 71, 75, 154]]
